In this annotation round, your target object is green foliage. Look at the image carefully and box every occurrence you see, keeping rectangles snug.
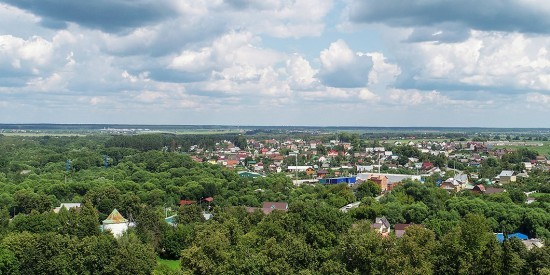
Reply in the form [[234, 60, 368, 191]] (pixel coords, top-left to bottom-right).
[[0, 245, 19, 275], [337, 221, 385, 274], [108, 233, 157, 275], [356, 180, 381, 199]]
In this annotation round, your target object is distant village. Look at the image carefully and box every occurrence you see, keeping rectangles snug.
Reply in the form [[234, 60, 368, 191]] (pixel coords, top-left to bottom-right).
[[179, 137, 548, 248], [187, 137, 548, 192]]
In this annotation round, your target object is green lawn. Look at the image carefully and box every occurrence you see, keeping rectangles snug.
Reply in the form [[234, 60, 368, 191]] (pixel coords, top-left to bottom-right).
[[493, 142, 550, 157], [529, 193, 550, 199], [157, 257, 180, 271]]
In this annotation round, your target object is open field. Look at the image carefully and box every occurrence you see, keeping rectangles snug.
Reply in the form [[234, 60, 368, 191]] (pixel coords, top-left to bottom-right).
[[157, 258, 180, 270], [171, 130, 243, 135], [493, 142, 550, 156]]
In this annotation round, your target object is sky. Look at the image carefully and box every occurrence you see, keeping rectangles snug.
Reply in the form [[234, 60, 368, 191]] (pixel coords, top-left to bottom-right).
[[1, 0, 550, 127]]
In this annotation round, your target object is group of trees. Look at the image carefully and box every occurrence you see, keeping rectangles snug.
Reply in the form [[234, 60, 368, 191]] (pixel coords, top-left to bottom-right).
[[171, 205, 550, 274]]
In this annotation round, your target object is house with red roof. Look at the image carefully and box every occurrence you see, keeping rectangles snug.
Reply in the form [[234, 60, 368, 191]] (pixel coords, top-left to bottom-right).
[[421, 162, 433, 170]]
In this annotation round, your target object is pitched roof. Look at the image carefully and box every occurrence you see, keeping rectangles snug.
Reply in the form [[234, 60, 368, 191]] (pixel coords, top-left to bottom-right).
[[499, 170, 515, 177], [474, 184, 486, 192], [394, 223, 413, 231], [262, 202, 288, 211], [374, 216, 391, 229], [179, 200, 195, 205], [103, 209, 128, 224]]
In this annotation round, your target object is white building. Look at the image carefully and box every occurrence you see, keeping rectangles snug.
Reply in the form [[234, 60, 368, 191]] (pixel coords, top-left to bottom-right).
[[102, 209, 133, 238], [287, 166, 312, 172], [53, 203, 81, 213]]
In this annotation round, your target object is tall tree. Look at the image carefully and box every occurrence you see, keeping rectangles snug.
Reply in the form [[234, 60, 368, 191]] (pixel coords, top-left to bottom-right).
[[176, 204, 204, 224], [107, 233, 157, 275]]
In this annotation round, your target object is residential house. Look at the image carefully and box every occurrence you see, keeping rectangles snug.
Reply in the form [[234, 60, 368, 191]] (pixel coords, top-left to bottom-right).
[[371, 216, 391, 236], [440, 173, 468, 192], [394, 223, 422, 237], [472, 184, 506, 195], [287, 166, 313, 172], [254, 162, 264, 172], [368, 174, 389, 192], [238, 171, 262, 178], [421, 162, 434, 170], [535, 155, 547, 163], [356, 165, 374, 172], [522, 239, 545, 250], [179, 199, 195, 206], [53, 203, 81, 213], [440, 178, 463, 192], [485, 187, 506, 195], [498, 170, 516, 184], [317, 169, 329, 178], [472, 184, 486, 194]]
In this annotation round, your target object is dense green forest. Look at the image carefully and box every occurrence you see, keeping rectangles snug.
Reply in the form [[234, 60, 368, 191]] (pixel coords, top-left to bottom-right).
[[0, 134, 549, 274]]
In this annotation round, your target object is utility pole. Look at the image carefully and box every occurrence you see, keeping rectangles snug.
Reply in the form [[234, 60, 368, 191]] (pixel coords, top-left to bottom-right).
[[378, 152, 381, 174], [293, 153, 298, 180]]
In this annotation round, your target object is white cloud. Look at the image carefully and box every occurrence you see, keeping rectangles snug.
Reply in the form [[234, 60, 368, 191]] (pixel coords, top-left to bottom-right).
[[358, 88, 378, 100], [170, 31, 283, 73], [388, 89, 451, 106], [134, 90, 168, 103], [526, 93, 550, 105], [286, 54, 318, 89], [391, 31, 550, 93], [318, 39, 373, 88], [225, 0, 333, 38], [0, 35, 53, 72], [367, 52, 401, 86]]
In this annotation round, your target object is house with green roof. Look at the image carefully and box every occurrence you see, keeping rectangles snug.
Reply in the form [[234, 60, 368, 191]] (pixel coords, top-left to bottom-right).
[[102, 209, 133, 238]]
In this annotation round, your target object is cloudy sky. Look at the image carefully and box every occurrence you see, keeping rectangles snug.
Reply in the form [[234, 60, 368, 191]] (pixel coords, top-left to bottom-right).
[[1, 0, 550, 127]]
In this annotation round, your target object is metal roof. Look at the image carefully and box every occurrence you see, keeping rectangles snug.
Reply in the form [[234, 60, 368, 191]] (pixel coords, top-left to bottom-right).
[[102, 209, 128, 224]]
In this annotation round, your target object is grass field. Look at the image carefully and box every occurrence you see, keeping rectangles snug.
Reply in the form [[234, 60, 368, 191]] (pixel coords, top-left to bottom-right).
[[529, 193, 550, 199], [157, 258, 180, 270], [172, 130, 242, 135], [493, 142, 550, 157]]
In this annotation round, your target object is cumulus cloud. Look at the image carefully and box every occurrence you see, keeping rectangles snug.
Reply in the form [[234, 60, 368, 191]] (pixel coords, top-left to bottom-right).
[[0, 35, 55, 86], [348, 0, 550, 35], [389, 89, 450, 106], [318, 39, 373, 88], [286, 54, 318, 89], [170, 32, 283, 72], [394, 31, 550, 93], [222, 0, 333, 38]]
